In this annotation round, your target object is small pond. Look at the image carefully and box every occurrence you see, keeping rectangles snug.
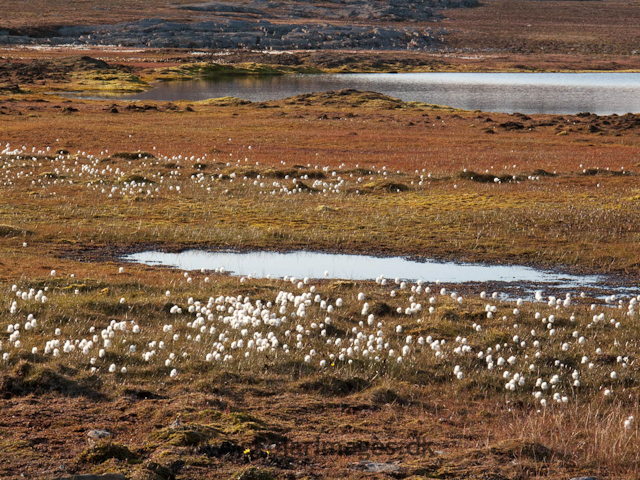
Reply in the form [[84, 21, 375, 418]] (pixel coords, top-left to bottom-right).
[[123, 250, 632, 298]]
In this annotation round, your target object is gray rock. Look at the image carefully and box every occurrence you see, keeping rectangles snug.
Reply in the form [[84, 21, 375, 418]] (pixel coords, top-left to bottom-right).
[[351, 461, 401, 473], [180, 2, 265, 16], [53, 474, 126, 480], [86, 429, 112, 443], [0, 7, 445, 50]]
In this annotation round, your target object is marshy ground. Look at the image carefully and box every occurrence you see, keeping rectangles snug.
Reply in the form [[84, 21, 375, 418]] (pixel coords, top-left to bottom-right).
[[1, 52, 640, 480]]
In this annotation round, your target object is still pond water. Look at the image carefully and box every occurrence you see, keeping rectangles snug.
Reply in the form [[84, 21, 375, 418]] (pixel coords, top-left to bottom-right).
[[123, 250, 630, 297], [80, 72, 640, 115]]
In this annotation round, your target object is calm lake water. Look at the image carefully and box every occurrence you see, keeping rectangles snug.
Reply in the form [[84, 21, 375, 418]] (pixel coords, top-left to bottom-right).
[[124, 250, 625, 296], [77, 72, 640, 115]]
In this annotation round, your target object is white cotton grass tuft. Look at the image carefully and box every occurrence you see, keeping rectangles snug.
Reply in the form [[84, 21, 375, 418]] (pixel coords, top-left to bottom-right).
[[1, 214, 637, 417]]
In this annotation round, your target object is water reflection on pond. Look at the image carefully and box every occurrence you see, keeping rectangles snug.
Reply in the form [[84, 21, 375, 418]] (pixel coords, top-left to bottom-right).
[[123, 249, 631, 299], [74, 72, 640, 115]]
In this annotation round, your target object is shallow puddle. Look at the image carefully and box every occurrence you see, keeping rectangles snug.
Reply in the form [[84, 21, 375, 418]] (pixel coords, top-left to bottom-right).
[[123, 250, 626, 295]]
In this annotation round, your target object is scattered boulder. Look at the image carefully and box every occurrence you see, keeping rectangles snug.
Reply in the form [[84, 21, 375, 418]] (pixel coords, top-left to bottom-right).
[[351, 461, 402, 473], [87, 429, 112, 445]]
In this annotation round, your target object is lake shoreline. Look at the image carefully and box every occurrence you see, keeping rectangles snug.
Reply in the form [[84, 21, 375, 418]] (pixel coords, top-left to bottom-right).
[[60, 71, 640, 116], [3, 49, 640, 100], [59, 241, 640, 288]]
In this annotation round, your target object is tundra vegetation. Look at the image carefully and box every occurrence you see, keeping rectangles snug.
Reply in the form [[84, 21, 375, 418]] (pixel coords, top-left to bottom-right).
[[0, 39, 640, 480]]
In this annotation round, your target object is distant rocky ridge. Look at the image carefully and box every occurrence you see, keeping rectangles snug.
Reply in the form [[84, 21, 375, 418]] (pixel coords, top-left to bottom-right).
[[178, 0, 479, 23], [0, 0, 478, 50], [0, 18, 444, 50]]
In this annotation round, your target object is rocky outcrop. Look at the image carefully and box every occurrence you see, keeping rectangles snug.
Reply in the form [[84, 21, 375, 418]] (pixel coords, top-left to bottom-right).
[[0, 0, 482, 50], [179, 0, 479, 23], [0, 18, 444, 50]]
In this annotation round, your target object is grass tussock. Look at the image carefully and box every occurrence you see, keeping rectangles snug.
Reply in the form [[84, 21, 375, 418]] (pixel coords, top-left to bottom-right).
[[2, 89, 640, 479], [458, 170, 522, 183], [77, 442, 138, 464], [149, 424, 218, 447], [299, 375, 370, 396], [360, 180, 411, 193], [111, 152, 156, 160], [0, 361, 103, 399], [198, 97, 251, 107], [0, 224, 34, 237]]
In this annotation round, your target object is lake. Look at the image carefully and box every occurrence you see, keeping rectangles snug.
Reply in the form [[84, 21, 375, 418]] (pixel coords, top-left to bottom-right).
[[74, 72, 640, 115]]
